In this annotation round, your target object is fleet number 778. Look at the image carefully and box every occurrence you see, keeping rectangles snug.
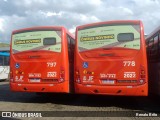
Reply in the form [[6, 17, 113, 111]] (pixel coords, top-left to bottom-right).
[[123, 61, 135, 66]]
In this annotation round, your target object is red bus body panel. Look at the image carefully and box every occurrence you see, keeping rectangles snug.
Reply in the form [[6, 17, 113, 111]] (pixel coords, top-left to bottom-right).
[[10, 26, 74, 93], [74, 20, 148, 96]]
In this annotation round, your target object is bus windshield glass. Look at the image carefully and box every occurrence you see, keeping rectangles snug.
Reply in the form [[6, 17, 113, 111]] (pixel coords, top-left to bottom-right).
[[78, 24, 140, 52], [12, 30, 61, 54]]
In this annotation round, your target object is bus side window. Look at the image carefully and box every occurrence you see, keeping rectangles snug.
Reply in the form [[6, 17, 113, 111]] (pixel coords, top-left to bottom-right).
[[153, 35, 158, 60], [159, 33, 160, 51], [149, 38, 153, 58], [146, 40, 149, 48], [0, 56, 4, 66], [4, 56, 9, 66], [67, 35, 75, 59], [67, 35, 71, 52], [70, 37, 75, 53]]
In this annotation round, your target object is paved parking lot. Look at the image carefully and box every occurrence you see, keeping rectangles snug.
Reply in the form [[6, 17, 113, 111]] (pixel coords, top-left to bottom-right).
[[0, 81, 160, 120]]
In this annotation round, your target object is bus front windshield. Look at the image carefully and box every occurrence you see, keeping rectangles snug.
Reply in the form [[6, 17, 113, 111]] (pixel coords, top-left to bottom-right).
[[12, 30, 61, 54], [78, 24, 140, 52]]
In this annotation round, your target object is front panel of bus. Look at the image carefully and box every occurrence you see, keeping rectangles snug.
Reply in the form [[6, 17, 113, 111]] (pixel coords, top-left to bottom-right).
[[10, 28, 69, 93], [75, 21, 148, 96]]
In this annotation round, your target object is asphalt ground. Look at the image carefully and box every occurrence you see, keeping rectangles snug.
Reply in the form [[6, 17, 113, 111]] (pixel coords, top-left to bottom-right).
[[0, 81, 160, 120]]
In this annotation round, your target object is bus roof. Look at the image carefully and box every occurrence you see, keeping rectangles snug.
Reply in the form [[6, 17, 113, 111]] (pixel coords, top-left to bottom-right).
[[146, 25, 160, 40], [0, 51, 10, 56], [12, 26, 67, 34], [12, 26, 75, 40], [77, 20, 142, 30]]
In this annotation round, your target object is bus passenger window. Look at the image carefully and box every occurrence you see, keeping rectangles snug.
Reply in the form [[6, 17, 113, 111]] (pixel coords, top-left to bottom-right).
[[118, 33, 134, 42], [4, 56, 9, 66], [43, 37, 56, 45], [67, 35, 72, 49], [0, 56, 3, 66], [153, 35, 158, 50], [159, 33, 160, 49], [149, 38, 154, 49]]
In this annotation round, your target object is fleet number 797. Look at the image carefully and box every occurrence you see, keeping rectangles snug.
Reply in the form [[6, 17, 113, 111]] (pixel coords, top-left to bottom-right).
[[47, 62, 57, 67]]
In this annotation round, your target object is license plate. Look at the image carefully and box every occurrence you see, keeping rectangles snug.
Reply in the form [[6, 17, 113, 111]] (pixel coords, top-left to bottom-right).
[[29, 78, 40, 82], [102, 80, 115, 84]]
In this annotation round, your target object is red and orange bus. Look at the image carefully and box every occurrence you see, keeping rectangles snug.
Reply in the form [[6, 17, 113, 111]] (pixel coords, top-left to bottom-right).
[[146, 26, 160, 95], [74, 20, 148, 96], [10, 26, 75, 93]]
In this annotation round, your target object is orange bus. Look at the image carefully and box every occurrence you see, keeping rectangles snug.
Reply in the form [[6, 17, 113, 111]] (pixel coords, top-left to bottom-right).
[[146, 26, 160, 95], [10, 26, 75, 93], [74, 20, 148, 96]]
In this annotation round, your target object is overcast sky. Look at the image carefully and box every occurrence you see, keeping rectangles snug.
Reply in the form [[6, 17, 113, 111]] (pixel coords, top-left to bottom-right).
[[0, 0, 160, 43]]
